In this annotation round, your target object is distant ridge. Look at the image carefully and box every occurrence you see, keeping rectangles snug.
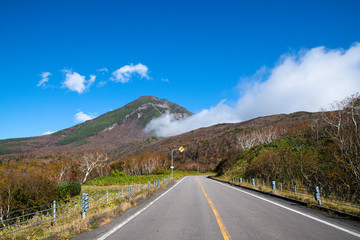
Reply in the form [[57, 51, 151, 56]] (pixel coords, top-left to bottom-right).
[[0, 96, 193, 155], [0, 96, 318, 162]]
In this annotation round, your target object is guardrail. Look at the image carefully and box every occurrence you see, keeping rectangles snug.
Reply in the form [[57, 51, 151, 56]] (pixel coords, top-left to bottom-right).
[[230, 177, 360, 216], [0, 177, 171, 237]]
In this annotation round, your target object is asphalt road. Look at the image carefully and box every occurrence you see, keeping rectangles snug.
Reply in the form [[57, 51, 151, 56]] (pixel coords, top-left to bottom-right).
[[74, 176, 360, 240]]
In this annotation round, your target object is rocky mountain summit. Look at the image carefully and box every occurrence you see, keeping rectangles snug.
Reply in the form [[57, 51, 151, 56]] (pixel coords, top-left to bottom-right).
[[0, 96, 193, 155]]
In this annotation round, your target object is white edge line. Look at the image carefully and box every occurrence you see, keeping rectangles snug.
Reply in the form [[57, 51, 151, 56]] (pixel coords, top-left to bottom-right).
[[97, 177, 187, 240], [212, 180, 360, 238]]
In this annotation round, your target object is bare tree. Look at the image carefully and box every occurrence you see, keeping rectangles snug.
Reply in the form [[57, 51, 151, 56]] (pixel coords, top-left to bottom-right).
[[321, 93, 360, 184], [77, 152, 108, 183], [56, 157, 72, 183], [237, 127, 279, 150]]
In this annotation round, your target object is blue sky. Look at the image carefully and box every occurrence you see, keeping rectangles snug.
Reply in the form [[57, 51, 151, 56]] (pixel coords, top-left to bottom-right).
[[1, 0, 360, 139]]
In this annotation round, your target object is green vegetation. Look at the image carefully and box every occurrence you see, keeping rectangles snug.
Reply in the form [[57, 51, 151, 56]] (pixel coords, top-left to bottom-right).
[[233, 128, 244, 133], [0, 171, 58, 220], [57, 181, 82, 199], [72, 139, 90, 147], [0, 137, 31, 144], [111, 169, 127, 177], [4, 141, 26, 146], [87, 170, 211, 186], [216, 94, 360, 216], [0, 145, 13, 155], [58, 96, 192, 145], [0, 145, 21, 155], [0, 138, 29, 154], [87, 171, 170, 186], [213, 176, 360, 216], [146, 136, 158, 143], [222, 133, 360, 206], [220, 127, 244, 136], [4, 173, 173, 239]]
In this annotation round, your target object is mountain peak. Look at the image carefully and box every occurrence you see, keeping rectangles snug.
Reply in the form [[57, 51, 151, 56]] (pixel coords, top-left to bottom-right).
[[136, 95, 159, 101], [56, 96, 192, 146]]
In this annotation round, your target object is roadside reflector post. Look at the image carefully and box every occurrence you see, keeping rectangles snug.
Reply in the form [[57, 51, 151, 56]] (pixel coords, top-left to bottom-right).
[[129, 185, 133, 198], [53, 200, 56, 222], [272, 181, 276, 192], [315, 186, 321, 205], [82, 193, 89, 219]]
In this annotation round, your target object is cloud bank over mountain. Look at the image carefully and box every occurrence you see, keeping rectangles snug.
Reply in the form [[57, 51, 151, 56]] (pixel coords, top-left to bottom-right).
[[146, 43, 360, 137]]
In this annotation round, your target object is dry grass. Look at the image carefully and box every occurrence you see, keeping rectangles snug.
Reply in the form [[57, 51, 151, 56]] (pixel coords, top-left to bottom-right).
[[212, 176, 360, 217], [1, 181, 172, 239], [2, 171, 211, 239]]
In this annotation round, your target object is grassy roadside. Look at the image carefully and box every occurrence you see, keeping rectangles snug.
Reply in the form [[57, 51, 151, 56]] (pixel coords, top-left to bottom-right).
[[2, 171, 212, 239], [86, 170, 213, 186], [211, 176, 360, 218]]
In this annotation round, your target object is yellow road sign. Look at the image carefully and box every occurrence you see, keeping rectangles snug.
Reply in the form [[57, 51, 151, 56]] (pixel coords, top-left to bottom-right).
[[179, 146, 185, 152]]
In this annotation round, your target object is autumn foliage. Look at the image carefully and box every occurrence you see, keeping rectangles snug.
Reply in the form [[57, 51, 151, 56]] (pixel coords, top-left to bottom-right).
[[222, 94, 360, 201], [114, 152, 170, 175]]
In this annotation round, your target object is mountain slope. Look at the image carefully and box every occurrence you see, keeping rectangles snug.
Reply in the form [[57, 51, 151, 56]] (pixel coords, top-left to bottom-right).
[[111, 111, 320, 171], [0, 95, 192, 155], [0, 96, 318, 162], [56, 95, 192, 145]]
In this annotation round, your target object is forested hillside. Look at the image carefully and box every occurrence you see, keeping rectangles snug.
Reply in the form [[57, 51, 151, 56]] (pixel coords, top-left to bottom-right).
[[218, 94, 360, 201], [1, 94, 359, 218]]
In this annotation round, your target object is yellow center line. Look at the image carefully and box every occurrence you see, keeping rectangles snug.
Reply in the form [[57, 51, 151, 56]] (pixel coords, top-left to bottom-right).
[[196, 177, 231, 240]]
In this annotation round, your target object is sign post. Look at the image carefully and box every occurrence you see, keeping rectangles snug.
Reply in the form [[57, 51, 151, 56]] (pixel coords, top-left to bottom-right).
[[171, 146, 185, 179]]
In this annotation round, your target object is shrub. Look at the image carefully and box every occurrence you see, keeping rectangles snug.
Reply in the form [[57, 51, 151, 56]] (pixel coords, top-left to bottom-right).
[[153, 168, 168, 175], [57, 181, 81, 199], [0, 172, 58, 220], [111, 169, 127, 177], [110, 161, 124, 172]]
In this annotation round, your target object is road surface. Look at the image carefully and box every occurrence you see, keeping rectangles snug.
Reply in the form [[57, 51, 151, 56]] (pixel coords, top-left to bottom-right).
[[74, 176, 360, 240]]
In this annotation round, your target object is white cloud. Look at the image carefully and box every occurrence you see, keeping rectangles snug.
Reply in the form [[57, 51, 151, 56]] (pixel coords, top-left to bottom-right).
[[62, 70, 96, 94], [146, 43, 360, 137], [236, 43, 360, 119], [42, 130, 54, 135], [98, 81, 107, 87], [37, 72, 51, 87], [75, 111, 96, 123], [111, 63, 149, 83], [88, 74, 96, 86], [145, 101, 238, 137], [161, 78, 170, 83], [97, 67, 108, 72]]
